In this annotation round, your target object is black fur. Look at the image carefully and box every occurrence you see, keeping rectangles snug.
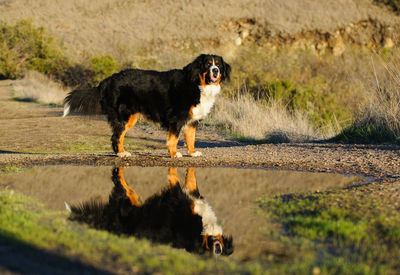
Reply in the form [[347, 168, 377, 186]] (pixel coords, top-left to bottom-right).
[[63, 54, 231, 155], [69, 168, 234, 255], [64, 87, 101, 114]]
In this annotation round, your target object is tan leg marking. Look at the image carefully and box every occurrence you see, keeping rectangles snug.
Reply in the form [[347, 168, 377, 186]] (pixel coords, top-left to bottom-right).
[[167, 167, 180, 187], [117, 114, 138, 156], [184, 124, 197, 155], [166, 130, 181, 158], [185, 167, 197, 193], [118, 167, 142, 206]]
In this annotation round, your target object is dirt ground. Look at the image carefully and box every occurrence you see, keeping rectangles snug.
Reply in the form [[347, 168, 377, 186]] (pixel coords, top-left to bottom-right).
[[1, 78, 399, 178]]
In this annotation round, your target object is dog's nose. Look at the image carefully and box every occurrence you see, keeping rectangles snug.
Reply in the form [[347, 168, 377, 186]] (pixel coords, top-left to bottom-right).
[[212, 68, 219, 76]]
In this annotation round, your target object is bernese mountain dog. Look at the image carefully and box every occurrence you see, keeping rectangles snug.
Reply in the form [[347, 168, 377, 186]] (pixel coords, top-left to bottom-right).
[[67, 167, 233, 256], [63, 54, 231, 158]]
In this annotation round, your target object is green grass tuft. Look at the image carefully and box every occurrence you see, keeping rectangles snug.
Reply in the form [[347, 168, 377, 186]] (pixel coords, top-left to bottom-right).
[[256, 191, 400, 274]]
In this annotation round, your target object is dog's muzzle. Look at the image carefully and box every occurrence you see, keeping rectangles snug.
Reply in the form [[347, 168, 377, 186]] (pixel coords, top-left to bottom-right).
[[212, 237, 223, 256], [210, 67, 220, 83]]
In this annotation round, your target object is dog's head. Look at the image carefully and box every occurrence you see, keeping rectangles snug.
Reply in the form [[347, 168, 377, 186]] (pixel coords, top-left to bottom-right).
[[184, 54, 231, 85], [199, 234, 234, 256]]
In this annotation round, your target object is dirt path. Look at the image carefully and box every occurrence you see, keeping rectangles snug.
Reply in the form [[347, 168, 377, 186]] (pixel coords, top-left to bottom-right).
[[1, 79, 400, 208]]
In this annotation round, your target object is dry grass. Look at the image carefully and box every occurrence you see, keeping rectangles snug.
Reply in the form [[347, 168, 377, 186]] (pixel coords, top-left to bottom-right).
[[359, 53, 400, 139], [369, 55, 400, 131], [211, 94, 336, 142], [334, 49, 400, 143], [11, 71, 68, 105], [1, 0, 395, 65]]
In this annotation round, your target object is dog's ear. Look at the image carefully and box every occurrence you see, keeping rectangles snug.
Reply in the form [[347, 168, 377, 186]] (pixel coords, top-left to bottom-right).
[[221, 58, 231, 83], [222, 235, 234, 255], [183, 55, 206, 83]]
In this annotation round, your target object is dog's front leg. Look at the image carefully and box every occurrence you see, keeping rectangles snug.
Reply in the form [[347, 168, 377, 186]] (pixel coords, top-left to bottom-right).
[[184, 122, 202, 157]]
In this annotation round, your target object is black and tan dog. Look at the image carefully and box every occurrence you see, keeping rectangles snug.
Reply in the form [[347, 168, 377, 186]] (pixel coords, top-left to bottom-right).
[[63, 54, 231, 158], [68, 167, 233, 256]]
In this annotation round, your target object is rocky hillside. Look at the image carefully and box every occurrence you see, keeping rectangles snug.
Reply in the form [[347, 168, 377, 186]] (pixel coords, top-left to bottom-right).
[[1, 0, 399, 62]]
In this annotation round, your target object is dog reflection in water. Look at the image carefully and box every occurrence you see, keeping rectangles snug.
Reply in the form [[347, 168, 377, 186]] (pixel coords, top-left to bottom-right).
[[68, 167, 233, 256]]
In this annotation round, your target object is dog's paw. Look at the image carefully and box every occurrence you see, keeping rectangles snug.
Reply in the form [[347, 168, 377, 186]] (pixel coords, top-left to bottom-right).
[[189, 151, 202, 157], [117, 151, 132, 158], [173, 152, 183, 158]]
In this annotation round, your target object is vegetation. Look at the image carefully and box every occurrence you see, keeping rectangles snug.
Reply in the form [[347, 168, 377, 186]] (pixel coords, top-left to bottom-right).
[[2, 19, 400, 144], [257, 189, 400, 274], [247, 79, 348, 128], [89, 55, 121, 85], [210, 93, 328, 142], [10, 70, 67, 106], [225, 47, 363, 130], [0, 20, 121, 87], [0, 20, 68, 79], [334, 52, 400, 144]]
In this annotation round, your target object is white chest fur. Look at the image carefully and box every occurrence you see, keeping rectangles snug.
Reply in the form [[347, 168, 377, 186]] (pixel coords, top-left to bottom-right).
[[190, 85, 221, 121], [192, 198, 223, 236]]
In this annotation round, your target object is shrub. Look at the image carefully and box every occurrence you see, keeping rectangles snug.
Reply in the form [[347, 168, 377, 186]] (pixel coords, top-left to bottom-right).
[[233, 78, 349, 129], [225, 46, 360, 131], [264, 80, 348, 128], [89, 55, 121, 85], [0, 20, 69, 79]]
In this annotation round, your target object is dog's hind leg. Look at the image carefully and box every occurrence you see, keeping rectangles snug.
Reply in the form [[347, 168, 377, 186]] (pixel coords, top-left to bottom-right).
[[185, 167, 198, 193], [166, 126, 182, 158], [111, 114, 138, 158]]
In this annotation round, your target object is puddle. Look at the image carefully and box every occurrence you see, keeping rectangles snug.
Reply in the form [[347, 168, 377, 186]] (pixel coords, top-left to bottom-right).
[[1, 166, 363, 259]]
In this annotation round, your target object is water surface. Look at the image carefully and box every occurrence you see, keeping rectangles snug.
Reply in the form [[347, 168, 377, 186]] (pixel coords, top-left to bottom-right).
[[1, 166, 362, 259]]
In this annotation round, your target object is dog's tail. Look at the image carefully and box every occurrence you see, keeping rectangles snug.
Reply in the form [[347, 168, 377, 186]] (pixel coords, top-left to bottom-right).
[[63, 87, 102, 117], [68, 200, 106, 228]]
